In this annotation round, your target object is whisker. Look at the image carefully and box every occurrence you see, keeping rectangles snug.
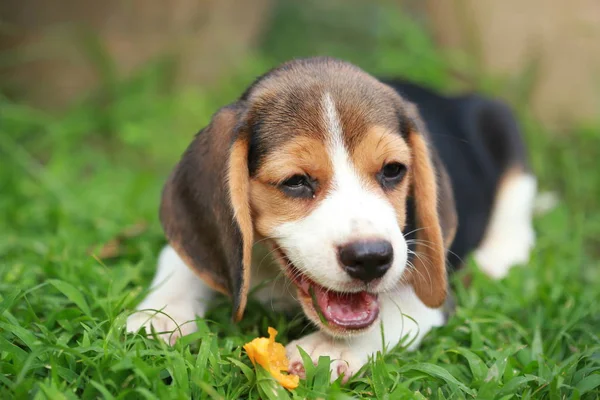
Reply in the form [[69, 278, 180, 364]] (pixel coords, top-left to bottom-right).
[[253, 234, 281, 246], [256, 244, 283, 270], [403, 226, 427, 238], [408, 249, 433, 290], [409, 239, 464, 266], [406, 240, 437, 252], [405, 255, 427, 284]]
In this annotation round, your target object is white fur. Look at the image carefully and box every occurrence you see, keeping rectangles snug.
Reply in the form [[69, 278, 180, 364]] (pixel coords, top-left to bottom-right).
[[474, 173, 537, 279], [270, 93, 408, 294], [323, 92, 344, 148], [126, 245, 213, 344], [127, 243, 297, 342], [128, 92, 436, 384], [286, 286, 444, 382]]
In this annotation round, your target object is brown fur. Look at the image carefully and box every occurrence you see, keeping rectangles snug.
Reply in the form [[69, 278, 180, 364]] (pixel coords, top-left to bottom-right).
[[228, 137, 253, 321], [351, 126, 411, 179], [406, 122, 450, 308], [244, 59, 406, 175], [160, 104, 253, 321], [161, 58, 458, 321], [254, 137, 333, 186], [251, 137, 332, 235], [351, 125, 412, 228]]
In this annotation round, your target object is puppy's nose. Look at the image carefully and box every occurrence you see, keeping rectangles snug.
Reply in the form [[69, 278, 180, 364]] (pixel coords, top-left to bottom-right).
[[338, 240, 393, 283]]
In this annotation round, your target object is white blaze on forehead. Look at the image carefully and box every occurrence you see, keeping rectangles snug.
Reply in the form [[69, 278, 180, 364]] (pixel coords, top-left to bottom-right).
[[321, 92, 363, 194], [319, 91, 390, 238], [322, 92, 344, 147]]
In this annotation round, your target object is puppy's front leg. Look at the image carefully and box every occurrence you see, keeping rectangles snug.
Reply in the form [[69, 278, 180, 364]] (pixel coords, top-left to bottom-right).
[[126, 245, 214, 345], [286, 286, 446, 383]]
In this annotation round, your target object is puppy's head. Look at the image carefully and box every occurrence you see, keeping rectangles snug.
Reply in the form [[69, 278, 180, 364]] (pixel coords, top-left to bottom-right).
[[161, 58, 456, 335]]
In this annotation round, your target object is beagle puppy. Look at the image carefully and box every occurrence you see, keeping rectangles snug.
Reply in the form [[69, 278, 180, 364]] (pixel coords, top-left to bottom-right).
[[127, 57, 537, 382]]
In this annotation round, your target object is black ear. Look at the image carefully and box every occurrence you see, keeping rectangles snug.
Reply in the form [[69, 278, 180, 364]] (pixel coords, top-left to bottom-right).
[[160, 103, 253, 321], [404, 104, 457, 308]]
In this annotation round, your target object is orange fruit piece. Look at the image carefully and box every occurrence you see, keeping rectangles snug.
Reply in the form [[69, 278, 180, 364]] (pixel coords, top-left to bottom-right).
[[243, 327, 300, 390]]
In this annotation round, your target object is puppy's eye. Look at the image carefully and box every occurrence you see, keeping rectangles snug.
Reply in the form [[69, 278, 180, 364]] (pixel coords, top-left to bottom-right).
[[280, 174, 315, 198], [378, 162, 407, 188], [282, 175, 306, 188], [382, 163, 406, 179]]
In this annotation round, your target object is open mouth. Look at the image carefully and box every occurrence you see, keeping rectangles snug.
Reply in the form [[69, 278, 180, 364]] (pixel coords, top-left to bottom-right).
[[277, 250, 380, 331]]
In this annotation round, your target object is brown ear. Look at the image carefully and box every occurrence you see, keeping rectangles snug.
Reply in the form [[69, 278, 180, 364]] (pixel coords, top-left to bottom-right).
[[160, 103, 253, 321], [406, 105, 457, 308]]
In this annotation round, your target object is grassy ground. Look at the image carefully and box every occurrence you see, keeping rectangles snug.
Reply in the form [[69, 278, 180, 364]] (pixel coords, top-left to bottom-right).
[[2, 6, 600, 399]]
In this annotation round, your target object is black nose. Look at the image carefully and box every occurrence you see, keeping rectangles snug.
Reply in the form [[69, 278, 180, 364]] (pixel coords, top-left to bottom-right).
[[338, 240, 393, 283]]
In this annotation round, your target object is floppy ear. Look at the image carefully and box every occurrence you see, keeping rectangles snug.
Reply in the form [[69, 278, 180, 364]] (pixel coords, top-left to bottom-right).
[[160, 103, 253, 321], [405, 105, 457, 308]]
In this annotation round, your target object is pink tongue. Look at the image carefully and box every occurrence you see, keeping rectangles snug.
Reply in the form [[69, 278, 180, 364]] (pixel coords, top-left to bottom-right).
[[312, 285, 380, 329]]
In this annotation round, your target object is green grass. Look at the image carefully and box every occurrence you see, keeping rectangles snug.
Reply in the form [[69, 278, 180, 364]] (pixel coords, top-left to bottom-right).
[[2, 5, 600, 398]]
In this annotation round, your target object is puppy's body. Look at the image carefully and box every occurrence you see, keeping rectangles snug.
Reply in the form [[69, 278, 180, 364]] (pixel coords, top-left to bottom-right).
[[127, 58, 536, 382], [387, 81, 536, 275]]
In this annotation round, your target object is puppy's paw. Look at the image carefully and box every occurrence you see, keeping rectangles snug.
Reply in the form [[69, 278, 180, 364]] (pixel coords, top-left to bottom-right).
[[474, 224, 535, 279], [286, 332, 364, 383], [126, 301, 199, 345]]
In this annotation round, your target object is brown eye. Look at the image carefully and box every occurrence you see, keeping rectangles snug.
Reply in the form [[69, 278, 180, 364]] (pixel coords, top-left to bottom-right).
[[280, 174, 315, 198], [378, 162, 407, 189], [282, 175, 306, 188]]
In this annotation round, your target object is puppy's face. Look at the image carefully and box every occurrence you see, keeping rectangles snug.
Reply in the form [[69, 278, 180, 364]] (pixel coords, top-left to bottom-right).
[[246, 63, 414, 336], [161, 58, 450, 332]]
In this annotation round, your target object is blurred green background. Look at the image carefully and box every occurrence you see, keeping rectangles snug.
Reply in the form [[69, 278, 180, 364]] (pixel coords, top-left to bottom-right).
[[2, 0, 600, 123], [1, 1, 599, 398]]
